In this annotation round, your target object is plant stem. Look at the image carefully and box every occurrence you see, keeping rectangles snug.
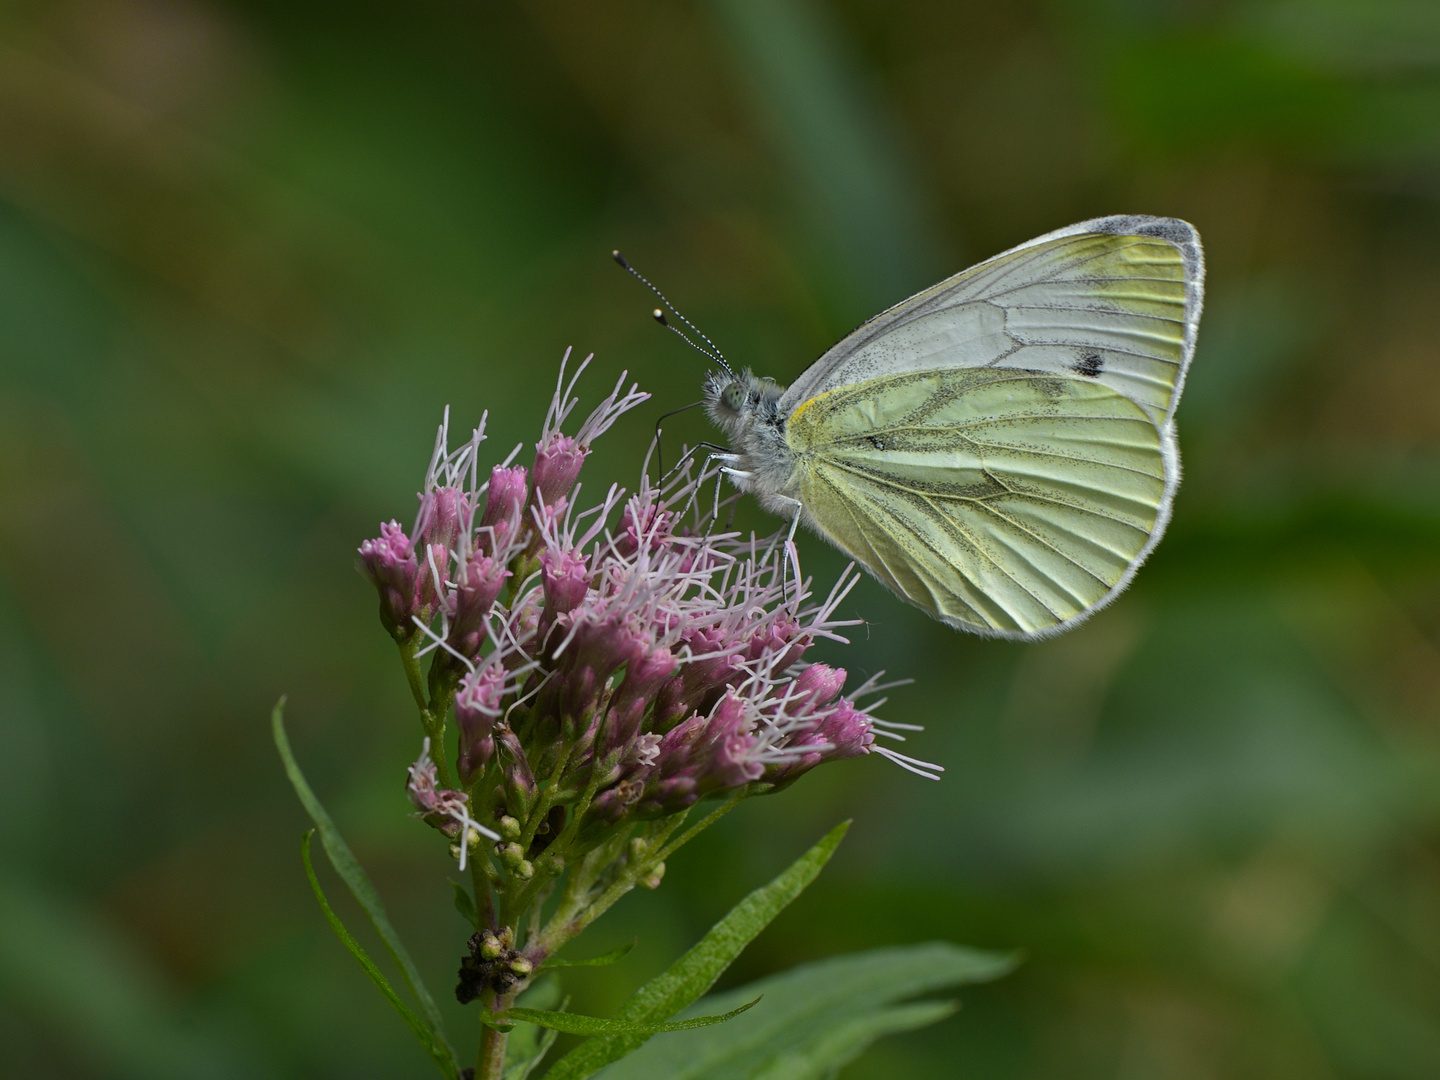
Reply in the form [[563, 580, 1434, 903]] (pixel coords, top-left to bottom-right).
[[477, 1016, 508, 1080], [398, 637, 429, 714], [397, 637, 460, 789], [531, 792, 748, 960]]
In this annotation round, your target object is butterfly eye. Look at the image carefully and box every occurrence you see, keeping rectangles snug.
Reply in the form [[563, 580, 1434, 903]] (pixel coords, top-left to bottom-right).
[[720, 382, 746, 413]]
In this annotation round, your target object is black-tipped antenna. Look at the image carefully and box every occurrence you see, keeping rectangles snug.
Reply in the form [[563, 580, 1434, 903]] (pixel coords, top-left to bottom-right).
[[612, 250, 735, 378]]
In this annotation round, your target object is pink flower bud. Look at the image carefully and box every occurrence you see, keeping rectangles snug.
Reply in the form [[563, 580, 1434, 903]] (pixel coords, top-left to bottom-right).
[[815, 700, 875, 760], [706, 694, 764, 788], [541, 548, 590, 617], [479, 465, 528, 555], [605, 643, 679, 753], [790, 664, 846, 715], [615, 502, 672, 558], [450, 553, 511, 658], [414, 542, 450, 614], [406, 745, 473, 835], [745, 614, 807, 671], [455, 665, 505, 784], [653, 625, 742, 728], [495, 726, 537, 816], [532, 433, 588, 507], [416, 485, 468, 553], [358, 521, 418, 635]]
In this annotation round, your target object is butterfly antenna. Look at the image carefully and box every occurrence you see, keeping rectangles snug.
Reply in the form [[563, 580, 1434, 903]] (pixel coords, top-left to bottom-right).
[[612, 250, 736, 378]]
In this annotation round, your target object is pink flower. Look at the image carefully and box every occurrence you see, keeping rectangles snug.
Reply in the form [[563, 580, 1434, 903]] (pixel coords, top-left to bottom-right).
[[540, 548, 589, 618], [406, 739, 498, 868], [374, 348, 939, 859], [358, 521, 419, 636], [532, 433, 588, 508], [478, 465, 528, 557], [455, 664, 505, 783], [449, 553, 510, 659]]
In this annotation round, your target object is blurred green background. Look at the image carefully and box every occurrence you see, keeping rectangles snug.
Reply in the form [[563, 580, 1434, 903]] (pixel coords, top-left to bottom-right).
[[3, 0, 1440, 1077]]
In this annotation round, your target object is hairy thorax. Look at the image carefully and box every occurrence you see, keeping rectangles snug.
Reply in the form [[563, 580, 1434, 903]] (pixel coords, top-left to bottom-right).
[[702, 370, 804, 517]]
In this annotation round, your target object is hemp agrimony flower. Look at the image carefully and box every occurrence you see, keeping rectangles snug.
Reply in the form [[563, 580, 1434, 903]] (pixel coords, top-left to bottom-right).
[[341, 351, 941, 1077], [362, 353, 936, 853]]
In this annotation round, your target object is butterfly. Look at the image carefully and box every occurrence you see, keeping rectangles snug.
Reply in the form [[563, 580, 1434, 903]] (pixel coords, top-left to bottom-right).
[[625, 216, 1204, 640]]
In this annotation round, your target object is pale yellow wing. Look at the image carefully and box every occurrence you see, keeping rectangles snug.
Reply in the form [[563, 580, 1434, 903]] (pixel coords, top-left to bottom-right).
[[778, 216, 1203, 431], [787, 367, 1172, 639]]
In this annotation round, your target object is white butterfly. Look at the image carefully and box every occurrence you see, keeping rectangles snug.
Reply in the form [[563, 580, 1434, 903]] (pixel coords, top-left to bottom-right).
[[637, 216, 1205, 640]]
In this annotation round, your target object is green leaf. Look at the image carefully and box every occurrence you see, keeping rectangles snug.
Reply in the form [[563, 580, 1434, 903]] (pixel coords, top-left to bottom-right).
[[593, 942, 1018, 1080], [452, 881, 480, 930], [501, 997, 759, 1036], [745, 1001, 958, 1080], [301, 833, 458, 1078], [542, 941, 636, 968], [273, 701, 458, 1075], [543, 820, 850, 1080]]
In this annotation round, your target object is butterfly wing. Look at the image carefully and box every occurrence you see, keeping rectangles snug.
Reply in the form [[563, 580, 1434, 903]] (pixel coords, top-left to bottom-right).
[[777, 216, 1201, 638], [778, 216, 1204, 430], [787, 367, 1173, 639]]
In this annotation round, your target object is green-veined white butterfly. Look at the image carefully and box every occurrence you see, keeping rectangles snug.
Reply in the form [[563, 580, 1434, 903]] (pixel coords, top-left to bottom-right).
[[630, 216, 1204, 640]]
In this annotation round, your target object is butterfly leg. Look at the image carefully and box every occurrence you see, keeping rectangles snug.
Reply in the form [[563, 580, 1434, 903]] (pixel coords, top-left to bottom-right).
[[772, 495, 803, 544], [715, 467, 753, 520], [703, 452, 746, 520], [758, 494, 804, 606]]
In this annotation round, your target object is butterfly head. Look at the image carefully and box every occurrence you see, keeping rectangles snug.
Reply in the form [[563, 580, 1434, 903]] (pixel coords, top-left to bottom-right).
[[703, 369, 784, 444]]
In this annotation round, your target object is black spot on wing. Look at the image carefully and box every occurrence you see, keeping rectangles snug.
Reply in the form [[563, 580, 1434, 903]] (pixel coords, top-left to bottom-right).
[[1072, 350, 1104, 378]]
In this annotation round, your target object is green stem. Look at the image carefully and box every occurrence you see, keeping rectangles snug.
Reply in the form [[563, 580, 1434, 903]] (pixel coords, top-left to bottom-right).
[[548, 819, 681, 944], [654, 789, 747, 863], [397, 637, 460, 790], [398, 637, 429, 714], [519, 744, 575, 852], [472, 850, 498, 931], [477, 1010, 508, 1080], [530, 793, 747, 961]]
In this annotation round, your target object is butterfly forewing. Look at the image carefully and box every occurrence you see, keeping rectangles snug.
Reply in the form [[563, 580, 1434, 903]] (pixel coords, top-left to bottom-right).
[[787, 368, 1171, 637], [778, 217, 1202, 431]]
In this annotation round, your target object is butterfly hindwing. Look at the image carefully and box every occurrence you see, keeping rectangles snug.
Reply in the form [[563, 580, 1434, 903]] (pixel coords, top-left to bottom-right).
[[786, 366, 1173, 638]]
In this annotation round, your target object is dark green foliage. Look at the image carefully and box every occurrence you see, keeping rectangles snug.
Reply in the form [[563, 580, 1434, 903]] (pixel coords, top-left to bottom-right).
[[545, 823, 848, 1079], [598, 943, 1016, 1080]]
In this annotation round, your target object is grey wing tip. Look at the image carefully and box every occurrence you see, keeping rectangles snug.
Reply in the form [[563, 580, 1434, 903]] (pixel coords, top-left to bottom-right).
[[1079, 214, 1197, 244], [1084, 215, 1203, 272], [1017, 215, 1203, 281]]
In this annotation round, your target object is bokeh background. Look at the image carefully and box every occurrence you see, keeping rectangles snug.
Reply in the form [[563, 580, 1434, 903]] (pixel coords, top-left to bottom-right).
[[3, 1, 1440, 1077]]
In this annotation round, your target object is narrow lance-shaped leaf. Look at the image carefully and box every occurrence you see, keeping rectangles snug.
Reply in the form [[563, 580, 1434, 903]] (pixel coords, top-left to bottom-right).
[[543, 820, 850, 1080], [542, 940, 635, 969], [452, 882, 480, 930], [301, 832, 458, 1079], [598, 941, 1018, 1080], [494, 997, 759, 1036], [273, 701, 458, 1071], [750, 1000, 961, 1080]]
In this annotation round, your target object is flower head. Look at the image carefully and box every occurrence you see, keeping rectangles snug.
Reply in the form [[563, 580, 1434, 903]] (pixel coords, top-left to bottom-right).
[[372, 348, 938, 864]]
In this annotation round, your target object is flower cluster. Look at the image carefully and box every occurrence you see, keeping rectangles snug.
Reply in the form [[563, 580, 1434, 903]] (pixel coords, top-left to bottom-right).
[[360, 351, 936, 865]]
